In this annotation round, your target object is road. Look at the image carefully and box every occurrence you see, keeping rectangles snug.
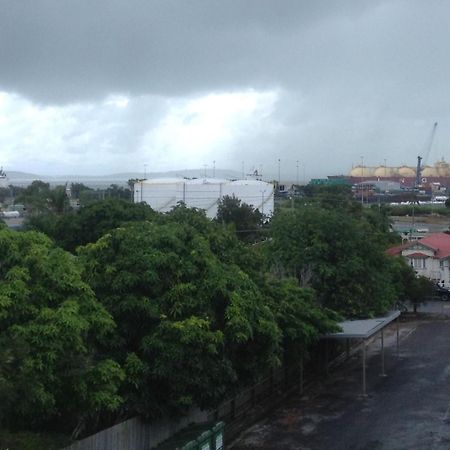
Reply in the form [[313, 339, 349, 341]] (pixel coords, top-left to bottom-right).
[[231, 320, 450, 449]]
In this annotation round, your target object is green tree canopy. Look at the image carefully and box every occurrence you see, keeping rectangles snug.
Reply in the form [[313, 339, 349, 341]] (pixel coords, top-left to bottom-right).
[[0, 229, 123, 435], [269, 204, 397, 318], [216, 195, 264, 243], [25, 198, 156, 252], [78, 219, 281, 417]]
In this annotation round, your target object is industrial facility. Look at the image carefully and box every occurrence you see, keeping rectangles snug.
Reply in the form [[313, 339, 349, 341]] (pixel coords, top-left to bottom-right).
[[348, 159, 450, 187], [133, 178, 274, 218]]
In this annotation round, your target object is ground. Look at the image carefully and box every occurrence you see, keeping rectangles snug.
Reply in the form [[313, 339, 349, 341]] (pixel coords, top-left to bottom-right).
[[230, 319, 450, 450]]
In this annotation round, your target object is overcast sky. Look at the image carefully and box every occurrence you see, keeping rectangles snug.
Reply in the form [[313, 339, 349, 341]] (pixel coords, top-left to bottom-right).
[[1, 0, 450, 180]]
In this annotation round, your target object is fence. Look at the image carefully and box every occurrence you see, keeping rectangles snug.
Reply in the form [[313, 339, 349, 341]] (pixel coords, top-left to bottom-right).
[[62, 409, 210, 450], [63, 341, 347, 450]]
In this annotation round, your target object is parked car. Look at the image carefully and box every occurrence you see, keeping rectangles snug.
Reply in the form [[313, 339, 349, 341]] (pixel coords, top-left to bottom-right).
[[433, 284, 450, 301]]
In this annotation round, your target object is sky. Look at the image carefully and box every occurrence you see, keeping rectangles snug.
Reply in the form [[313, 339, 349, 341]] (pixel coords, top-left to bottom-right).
[[1, 0, 450, 180]]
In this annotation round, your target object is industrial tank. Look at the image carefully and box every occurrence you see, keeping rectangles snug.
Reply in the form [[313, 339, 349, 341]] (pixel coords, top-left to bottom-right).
[[374, 166, 397, 178], [349, 166, 375, 177], [436, 160, 450, 177], [134, 178, 274, 218], [398, 166, 416, 177], [421, 166, 439, 177]]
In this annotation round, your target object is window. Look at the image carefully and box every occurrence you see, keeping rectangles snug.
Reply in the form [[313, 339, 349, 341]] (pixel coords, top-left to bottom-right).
[[411, 258, 426, 269]]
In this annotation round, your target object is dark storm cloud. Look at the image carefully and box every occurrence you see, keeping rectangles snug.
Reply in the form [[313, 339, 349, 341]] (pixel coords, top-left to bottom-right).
[[0, 0, 385, 103], [2, 0, 450, 177]]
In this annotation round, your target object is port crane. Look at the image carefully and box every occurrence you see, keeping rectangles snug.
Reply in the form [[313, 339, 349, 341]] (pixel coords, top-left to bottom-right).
[[415, 121, 438, 188]]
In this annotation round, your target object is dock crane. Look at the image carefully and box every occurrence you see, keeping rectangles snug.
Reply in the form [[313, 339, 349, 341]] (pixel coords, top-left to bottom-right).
[[415, 121, 438, 188]]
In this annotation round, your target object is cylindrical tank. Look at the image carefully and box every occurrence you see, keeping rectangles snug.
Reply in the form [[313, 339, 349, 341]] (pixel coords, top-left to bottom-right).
[[398, 166, 416, 177], [349, 166, 375, 177], [436, 161, 450, 177], [374, 166, 396, 177], [421, 166, 439, 177], [133, 178, 274, 218]]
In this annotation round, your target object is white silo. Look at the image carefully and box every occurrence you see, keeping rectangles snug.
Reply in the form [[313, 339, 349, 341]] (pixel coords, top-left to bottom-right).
[[134, 178, 274, 218]]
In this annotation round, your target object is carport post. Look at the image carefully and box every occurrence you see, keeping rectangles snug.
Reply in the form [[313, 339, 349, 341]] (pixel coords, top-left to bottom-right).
[[362, 342, 367, 397], [380, 329, 386, 377], [396, 318, 400, 357], [299, 358, 304, 395]]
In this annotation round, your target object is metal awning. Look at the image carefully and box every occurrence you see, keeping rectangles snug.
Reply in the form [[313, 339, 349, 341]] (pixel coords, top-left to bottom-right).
[[323, 310, 402, 396], [327, 310, 401, 340]]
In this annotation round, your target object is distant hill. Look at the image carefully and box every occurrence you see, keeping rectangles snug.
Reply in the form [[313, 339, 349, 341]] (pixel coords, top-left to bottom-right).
[[4, 169, 245, 188]]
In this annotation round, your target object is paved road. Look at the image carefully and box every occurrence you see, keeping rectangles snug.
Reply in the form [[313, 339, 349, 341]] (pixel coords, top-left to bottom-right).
[[231, 321, 450, 449]]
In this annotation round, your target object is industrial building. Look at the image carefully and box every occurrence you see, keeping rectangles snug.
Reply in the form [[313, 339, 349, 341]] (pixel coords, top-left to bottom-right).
[[133, 178, 274, 218]]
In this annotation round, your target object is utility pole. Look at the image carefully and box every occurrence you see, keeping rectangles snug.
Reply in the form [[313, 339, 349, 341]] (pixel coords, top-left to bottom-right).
[[278, 158, 281, 187], [360, 156, 364, 205]]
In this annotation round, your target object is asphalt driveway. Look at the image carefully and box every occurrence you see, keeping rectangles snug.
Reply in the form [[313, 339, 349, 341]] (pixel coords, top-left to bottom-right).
[[230, 320, 450, 450]]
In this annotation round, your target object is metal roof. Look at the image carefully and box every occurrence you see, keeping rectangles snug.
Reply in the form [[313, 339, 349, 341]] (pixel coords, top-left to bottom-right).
[[326, 310, 401, 340]]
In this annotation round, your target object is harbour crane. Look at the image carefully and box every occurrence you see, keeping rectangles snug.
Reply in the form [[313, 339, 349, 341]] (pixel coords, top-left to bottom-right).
[[416, 121, 438, 188]]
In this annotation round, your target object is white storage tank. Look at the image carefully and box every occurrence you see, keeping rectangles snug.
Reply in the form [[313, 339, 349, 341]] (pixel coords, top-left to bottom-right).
[[134, 178, 274, 218]]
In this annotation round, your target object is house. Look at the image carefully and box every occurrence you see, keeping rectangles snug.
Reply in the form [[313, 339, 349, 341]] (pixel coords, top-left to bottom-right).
[[387, 232, 450, 288]]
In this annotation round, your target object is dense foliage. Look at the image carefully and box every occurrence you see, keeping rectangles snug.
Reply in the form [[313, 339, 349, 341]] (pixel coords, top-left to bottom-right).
[[269, 204, 397, 317], [25, 198, 155, 252], [216, 195, 264, 243], [0, 229, 123, 434], [78, 208, 338, 418]]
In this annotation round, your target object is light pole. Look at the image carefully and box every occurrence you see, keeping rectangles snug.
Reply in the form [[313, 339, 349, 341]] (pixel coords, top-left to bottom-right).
[[360, 156, 364, 205], [278, 158, 281, 188]]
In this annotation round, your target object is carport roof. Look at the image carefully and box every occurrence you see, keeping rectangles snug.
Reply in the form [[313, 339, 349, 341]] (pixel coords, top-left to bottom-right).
[[326, 310, 401, 340]]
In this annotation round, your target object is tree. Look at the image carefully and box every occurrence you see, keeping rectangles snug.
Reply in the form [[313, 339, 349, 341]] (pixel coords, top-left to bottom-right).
[[269, 204, 397, 318], [70, 182, 92, 199], [263, 276, 340, 364], [78, 219, 281, 417], [0, 229, 123, 435], [216, 195, 264, 243], [389, 257, 434, 312], [15, 181, 70, 214], [25, 198, 156, 252]]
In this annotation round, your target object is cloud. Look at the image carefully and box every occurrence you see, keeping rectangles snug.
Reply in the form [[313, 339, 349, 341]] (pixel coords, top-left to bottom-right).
[[1, 1, 450, 178], [0, 89, 278, 175]]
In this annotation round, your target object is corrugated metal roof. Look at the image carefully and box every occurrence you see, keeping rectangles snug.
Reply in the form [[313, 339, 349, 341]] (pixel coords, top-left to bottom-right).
[[326, 311, 401, 340]]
